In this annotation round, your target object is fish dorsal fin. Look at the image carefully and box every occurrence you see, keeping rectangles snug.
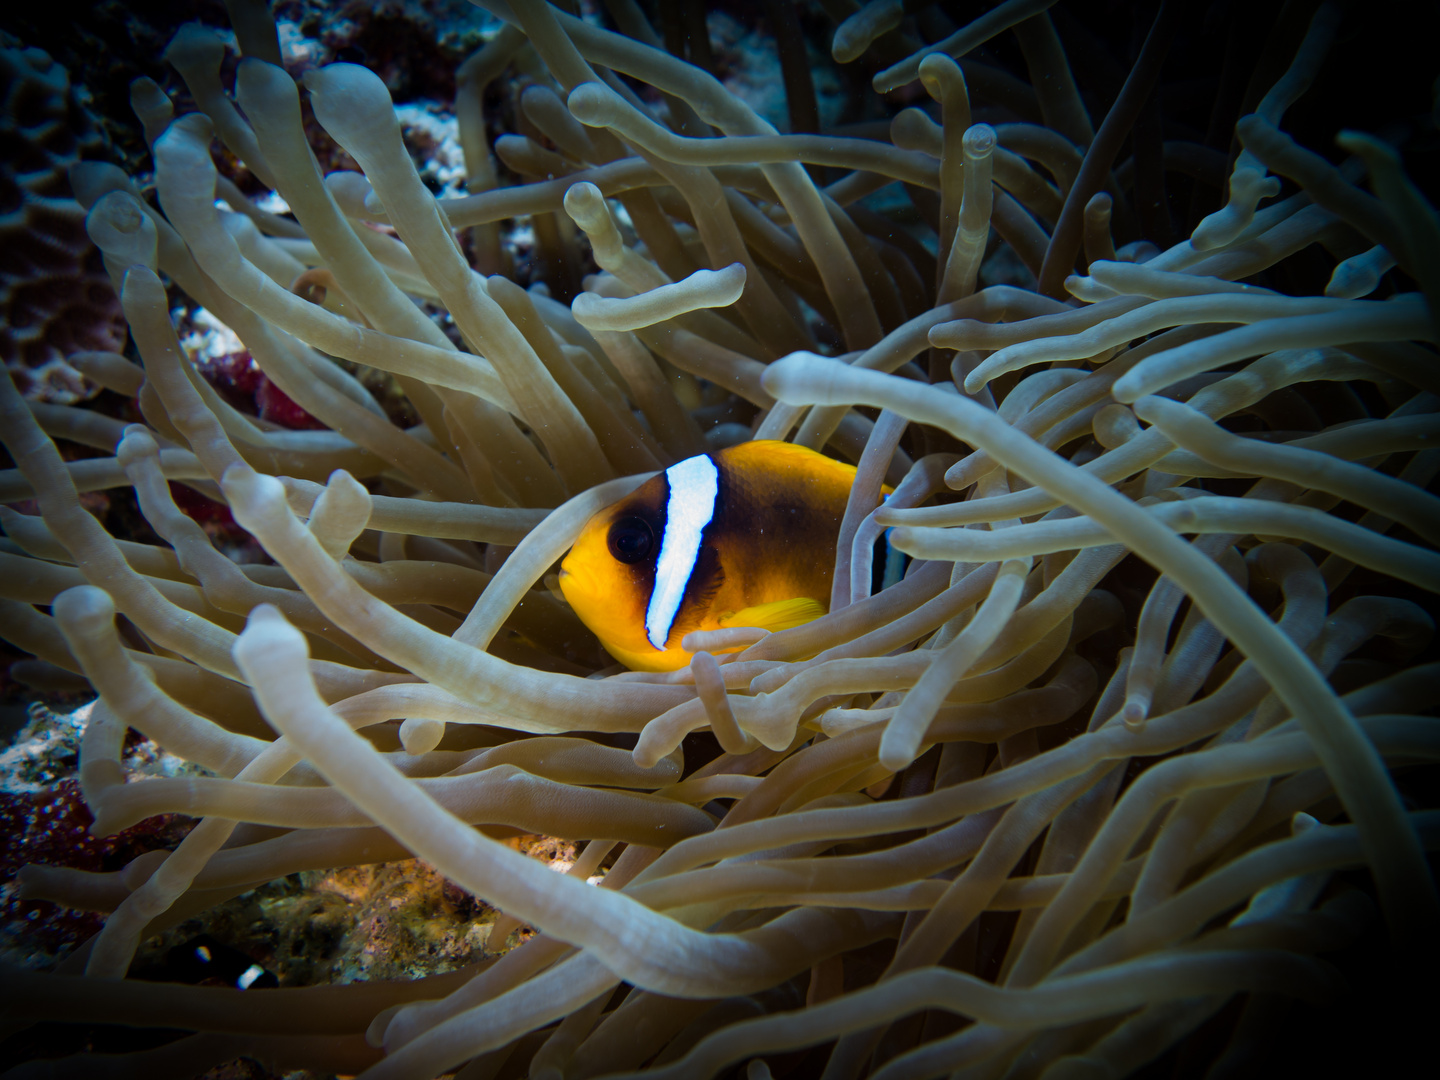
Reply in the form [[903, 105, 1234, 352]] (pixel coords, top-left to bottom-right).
[[731, 440, 857, 480], [719, 597, 826, 634]]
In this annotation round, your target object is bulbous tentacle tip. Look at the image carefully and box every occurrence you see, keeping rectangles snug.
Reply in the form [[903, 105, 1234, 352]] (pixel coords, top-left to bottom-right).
[[234, 53, 297, 107], [234, 602, 308, 675], [306, 63, 398, 136], [565, 81, 618, 126], [51, 584, 116, 627], [114, 424, 160, 468], [164, 21, 227, 70], [220, 464, 284, 529], [761, 350, 836, 403]]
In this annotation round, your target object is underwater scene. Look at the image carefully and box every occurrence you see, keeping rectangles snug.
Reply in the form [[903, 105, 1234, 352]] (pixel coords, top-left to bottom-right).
[[0, 0, 1436, 1077]]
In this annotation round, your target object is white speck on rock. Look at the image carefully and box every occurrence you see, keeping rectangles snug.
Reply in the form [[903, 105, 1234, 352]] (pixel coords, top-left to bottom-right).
[[177, 306, 247, 364]]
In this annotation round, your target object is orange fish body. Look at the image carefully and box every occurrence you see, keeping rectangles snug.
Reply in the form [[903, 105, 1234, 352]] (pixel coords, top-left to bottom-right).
[[558, 441, 868, 672]]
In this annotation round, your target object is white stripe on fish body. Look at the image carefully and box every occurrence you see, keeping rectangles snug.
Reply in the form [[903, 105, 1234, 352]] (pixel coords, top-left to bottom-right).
[[645, 454, 719, 650]]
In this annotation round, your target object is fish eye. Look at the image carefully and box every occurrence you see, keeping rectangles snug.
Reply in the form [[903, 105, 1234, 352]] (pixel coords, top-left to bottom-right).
[[607, 517, 654, 564]]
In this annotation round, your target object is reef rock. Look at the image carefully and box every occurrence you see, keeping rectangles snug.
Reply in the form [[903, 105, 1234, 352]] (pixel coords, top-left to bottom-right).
[[0, 40, 125, 404]]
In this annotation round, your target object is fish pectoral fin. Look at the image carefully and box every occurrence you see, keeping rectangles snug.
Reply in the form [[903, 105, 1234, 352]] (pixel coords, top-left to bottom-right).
[[719, 597, 826, 634]]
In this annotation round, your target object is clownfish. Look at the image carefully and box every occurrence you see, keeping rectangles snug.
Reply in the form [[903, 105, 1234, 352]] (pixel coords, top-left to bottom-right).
[[558, 440, 873, 672]]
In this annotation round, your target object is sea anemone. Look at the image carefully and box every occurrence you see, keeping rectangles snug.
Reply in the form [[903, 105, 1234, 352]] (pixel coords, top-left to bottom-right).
[[0, 0, 1436, 1077]]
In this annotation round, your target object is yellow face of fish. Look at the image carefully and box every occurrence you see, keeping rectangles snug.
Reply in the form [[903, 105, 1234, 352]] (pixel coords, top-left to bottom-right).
[[558, 441, 866, 672]]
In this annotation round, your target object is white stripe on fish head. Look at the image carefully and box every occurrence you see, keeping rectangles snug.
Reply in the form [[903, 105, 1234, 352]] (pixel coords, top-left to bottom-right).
[[645, 454, 719, 650]]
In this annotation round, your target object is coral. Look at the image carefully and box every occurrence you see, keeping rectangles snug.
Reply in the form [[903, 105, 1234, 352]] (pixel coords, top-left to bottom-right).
[[0, 41, 126, 403], [129, 854, 524, 989], [188, 345, 325, 431], [271, 0, 500, 96], [0, 1, 1436, 1078], [0, 704, 192, 967]]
